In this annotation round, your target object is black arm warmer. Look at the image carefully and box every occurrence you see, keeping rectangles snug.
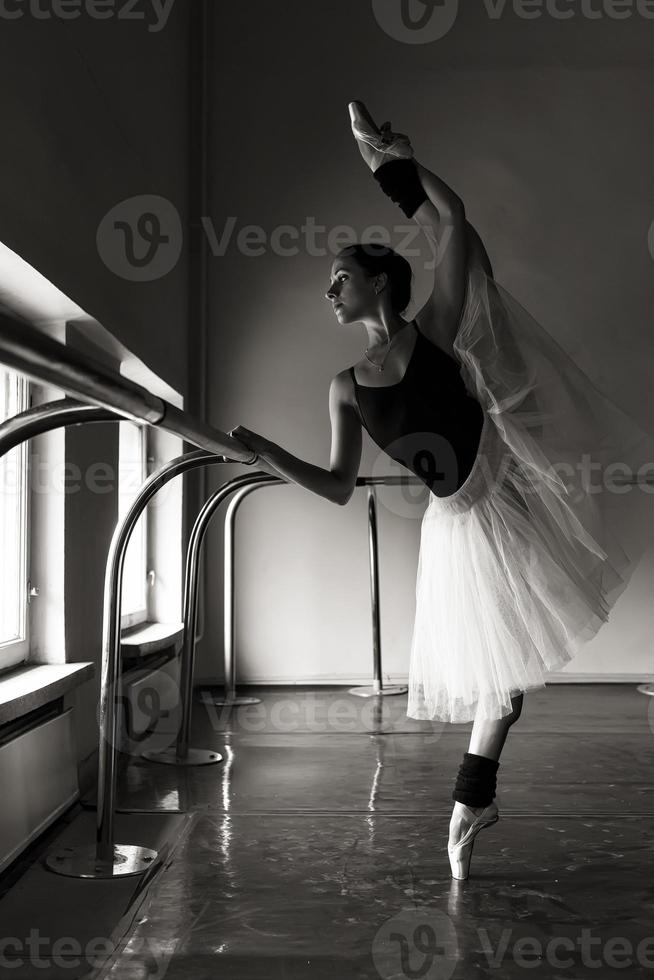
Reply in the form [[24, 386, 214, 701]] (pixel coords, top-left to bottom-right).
[[372, 158, 428, 219]]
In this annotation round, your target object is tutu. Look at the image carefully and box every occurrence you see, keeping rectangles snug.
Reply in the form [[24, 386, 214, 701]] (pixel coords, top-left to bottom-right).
[[407, 257, 654, 724]]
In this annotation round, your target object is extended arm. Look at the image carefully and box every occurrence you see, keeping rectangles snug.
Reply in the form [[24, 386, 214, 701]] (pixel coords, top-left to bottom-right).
[[255, 443, 345, 504], [230, 374, 361, 506]]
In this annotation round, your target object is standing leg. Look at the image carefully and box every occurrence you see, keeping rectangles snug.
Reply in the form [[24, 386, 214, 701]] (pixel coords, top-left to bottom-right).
[[448, 693, 524, 879], [468, 691, 524, 762]]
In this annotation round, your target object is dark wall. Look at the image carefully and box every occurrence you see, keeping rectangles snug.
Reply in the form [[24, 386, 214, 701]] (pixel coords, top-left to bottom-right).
[[0, 3, 192, 763], [198, 0, 654, 682], [0, 3, 190, 392]]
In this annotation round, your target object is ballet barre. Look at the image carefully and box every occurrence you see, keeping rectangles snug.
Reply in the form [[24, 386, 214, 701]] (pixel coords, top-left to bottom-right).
[[189, 471, 422, 719], [0, 309, 425, 883], [0, 310, 252, 880], [0, 401, 422, 871], [0, 310, 254, 463]]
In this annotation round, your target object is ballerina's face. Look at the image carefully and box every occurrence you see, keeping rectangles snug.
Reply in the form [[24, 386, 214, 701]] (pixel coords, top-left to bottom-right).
[[325, 256, 380, 324]]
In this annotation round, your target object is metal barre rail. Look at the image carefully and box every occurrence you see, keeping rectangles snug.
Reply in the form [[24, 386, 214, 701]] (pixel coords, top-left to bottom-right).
[[0, 312, 426, 878], [0, 310, 254, 463], [0, 396, 119, 452]]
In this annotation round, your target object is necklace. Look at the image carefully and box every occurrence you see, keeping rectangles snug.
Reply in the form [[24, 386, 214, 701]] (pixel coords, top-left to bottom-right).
[[364, 321, 412, 372]]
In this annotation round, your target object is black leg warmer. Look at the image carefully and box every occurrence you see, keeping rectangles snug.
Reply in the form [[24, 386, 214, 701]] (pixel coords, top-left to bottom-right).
[[372, 158, 428, 219], [452, 752, 500, 807]]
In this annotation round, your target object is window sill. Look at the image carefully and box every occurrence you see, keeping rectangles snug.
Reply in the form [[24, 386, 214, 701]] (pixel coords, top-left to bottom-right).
[[120, 621, 184, 662], [0, 623, 183, 725], [0, 662, 94, 726]]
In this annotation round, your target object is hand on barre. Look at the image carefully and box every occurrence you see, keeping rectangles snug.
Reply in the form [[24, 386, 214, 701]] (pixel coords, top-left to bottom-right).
[[229, 425, 269, 459], [223, 428, 256, 464], [225, 426, 281, 478]]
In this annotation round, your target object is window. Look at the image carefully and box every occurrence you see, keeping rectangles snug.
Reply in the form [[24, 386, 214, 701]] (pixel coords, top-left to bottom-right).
[[0, 369, 30, 671], [118, 421, 148, 630]]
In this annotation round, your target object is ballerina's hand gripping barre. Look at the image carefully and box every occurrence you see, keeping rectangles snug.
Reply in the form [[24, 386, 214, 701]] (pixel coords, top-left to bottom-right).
[[225, 420, 355, 503]]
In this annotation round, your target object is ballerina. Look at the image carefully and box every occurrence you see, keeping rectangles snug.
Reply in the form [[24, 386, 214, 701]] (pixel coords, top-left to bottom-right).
[[230, 101, 654, 879]]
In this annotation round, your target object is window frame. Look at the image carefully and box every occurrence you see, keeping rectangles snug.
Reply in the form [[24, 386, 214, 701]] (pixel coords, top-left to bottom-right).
[[0, 372, 31, 672], [119, 421, 149, 632]]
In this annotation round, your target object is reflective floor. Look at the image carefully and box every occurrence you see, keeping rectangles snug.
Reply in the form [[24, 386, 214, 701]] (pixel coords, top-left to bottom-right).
[[1, 683, 653, 978]]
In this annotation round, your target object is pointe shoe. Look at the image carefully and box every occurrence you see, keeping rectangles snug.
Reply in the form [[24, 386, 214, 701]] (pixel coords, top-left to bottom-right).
[[447, 800, 499, 880], [348, 100, 414, 172]]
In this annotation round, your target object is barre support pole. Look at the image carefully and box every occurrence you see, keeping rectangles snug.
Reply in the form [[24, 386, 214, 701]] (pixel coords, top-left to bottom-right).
[[145, 472, 281, 763], [350, 485, 408, 699], [46, 450, 233, 878]]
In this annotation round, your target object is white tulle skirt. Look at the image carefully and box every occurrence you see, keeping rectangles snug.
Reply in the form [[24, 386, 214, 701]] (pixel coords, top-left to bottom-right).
[[406, 258, 654, 724]]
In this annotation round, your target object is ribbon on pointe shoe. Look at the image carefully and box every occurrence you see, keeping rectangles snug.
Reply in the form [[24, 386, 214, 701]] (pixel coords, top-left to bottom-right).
[[348, 100, 414, 172], [447, 801, 499, 880]]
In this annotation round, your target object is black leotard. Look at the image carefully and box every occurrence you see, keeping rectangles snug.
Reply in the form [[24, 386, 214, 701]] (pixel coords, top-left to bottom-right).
[[349, 322, 485, 498]]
